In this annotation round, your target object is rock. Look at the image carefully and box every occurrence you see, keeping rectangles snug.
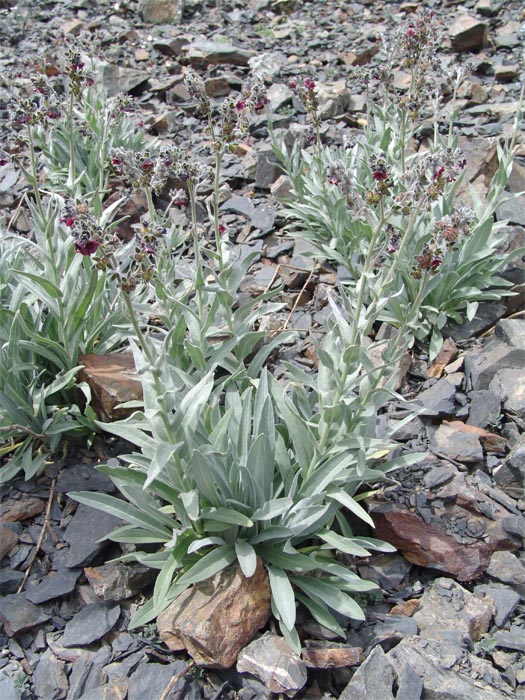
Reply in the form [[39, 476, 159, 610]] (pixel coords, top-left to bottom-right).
[[0, 569, 24, 594], [0, 526, 18, 559], [494, 627, 525, 653], [1, 496, 45, 522], [464, 337, 524, 390], [99, 65, 150, 98], [339, 645, 396, 700], [495, 64, 520, 83], [0, 593, 50, 636], [416, 375, 460, 416], [449, 15, 488, 52], [427, 338, 459, 379], [127, 662, 188, 700], [389, 599, 421, 617], [475, 0, 502, 16], [55, 464, 115, 494], [490, 369, 525, 419], [254, 146, 282, 190], [430, 421, 484, 463], [157, 559, 271, 669], [487, 551, 525, 587], [61, 18, 84, 35], [301, 642, 363, 668], [370, 466, 521, 581], [138, 0, 183, 24], [63, 503, 122, 569], [498, 195, 525, 226], [475, 584, 521, 627], [61, 602, 120, 647], [357, 553, 412, 591], [84, 562, 155, 601], [494, 21, 522, 49], [77, 354, 142, 422], [389, 636, 513, 699], [185, 40, 256, 68], [0, 672, 18, 700], [74, 683, 127, 700], [33, 649, 68, 700], [414, 578, 493, 645], [237, 633, 307, 697], [467, 389, 501, 428], [364, 614, 419, 651], [67, 646, 113, 700], [25, 569, 81, 604]]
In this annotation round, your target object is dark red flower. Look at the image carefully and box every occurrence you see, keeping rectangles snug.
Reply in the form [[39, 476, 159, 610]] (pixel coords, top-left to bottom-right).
[[75, 239, 100, 256], [235, 99, 247, 111], [140, 158, 154, 171], [304, 78, 316, 90], [372, 169, 389, 182], [433, 166, 445, 180], [288, 80, 297, 90], [45, 107, 61, 120], [218, 224, 227, 235]]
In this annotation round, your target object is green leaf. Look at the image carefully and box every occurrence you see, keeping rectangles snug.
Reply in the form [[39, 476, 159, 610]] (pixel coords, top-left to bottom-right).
[[235, 540, 257, 578], [201, 507, 253, 528], [295, 592, 345, 638], [290, 575, 365, 621], [252, 497, 293, 521], [317, 529, 371, 557], [326, 489, 374, 528], [175, 545, 236, 587], [267, 566, 296, 631]]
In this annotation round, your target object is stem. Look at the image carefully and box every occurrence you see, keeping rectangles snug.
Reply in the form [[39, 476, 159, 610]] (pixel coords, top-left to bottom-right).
[[212, 149, 225, 272], [188, 181, 205, 321], [122, 290, 155, 367], [144, 187, 157, 224], [68, 91, 76, 186], [26, 125, 44, 220]]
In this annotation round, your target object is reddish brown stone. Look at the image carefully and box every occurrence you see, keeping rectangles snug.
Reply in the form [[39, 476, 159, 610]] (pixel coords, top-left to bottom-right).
[[427, 338, 458, 379], [302, 644, 364, 668], [1, 497, 45, 522], [157, 558, 271, 669], [389, 599, 421, 617], [444, 420, 507, 454], [77, 354, 142, 421], [0, 527, 19, 559]]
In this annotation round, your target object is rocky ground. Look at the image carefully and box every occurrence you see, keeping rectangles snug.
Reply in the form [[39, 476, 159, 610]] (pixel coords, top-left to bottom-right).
[[0, 0, 525, 698]]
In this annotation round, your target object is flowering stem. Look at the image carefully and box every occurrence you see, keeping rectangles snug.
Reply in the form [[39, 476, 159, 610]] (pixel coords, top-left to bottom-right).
[[213, 149, 225, 273], [26, 125, 44, 220], [188, 181, 205, 321], [68, 92, 76, 187], [144, 187, 157, 225]]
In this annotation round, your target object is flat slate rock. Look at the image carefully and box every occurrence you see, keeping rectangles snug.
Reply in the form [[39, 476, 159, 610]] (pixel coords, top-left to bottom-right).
[[25, 569, 82, 604], [55, 464, 115, 494], [0, 593, 51, 636], [61, 602, 121, 648], [0, 671, 19, 700], [127, 661, 188, 700], [63, 504, 122, 568]]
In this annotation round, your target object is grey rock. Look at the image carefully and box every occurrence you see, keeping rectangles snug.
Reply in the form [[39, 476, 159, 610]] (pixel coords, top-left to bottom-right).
[[100, 65, 149, 99], [475, 584, 521, 627], [267, 83, 293, 112], [416, 376, 458, 416], [55, 465, 115, 494], [33, 649, 68, 700], [357, 553, 412, 591], [502, 515, 525, 539], [494, 21, 523, 49], [423, 465, 457, 489], [494, 627, 525, 653], [464, 337, 524, 390], [487, 550, 525, 587], [413, 578, 493, 645], [138, 0, 183, 24], [0, 569, 24, 594], [67, 647, 112, 700], [84, 562, 155, 601], [220, 195, 255, 219], [185, 40, 256, 68], [127, 661, 187, 700], [0, 593, 50, 636], [61, 602, 120, 648], [364, 614, 418, 651], [339, 645, 395, 700], [254, 147, 282, 190], [75, 681, 128, 700], [430, 422, 483, 463], [396, 661, 424, 700], [389, 636, 512, 700], [237, 633, 307, 697], [0, 526, 18, 559], [0, 671, 18, 700], [489, 369, 525, 419], [63, 504, 121, 568], [26, 569, 81, 604], [104, 651, 144, 684], [449, 15, 488, 52], [446, 302, 507, 342], [467, 389, 501, 428]]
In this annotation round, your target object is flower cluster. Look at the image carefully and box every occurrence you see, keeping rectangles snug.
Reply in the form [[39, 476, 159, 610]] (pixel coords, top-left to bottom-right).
[[289, 77, 320, 133], [62, 36, 97, 99], [8, 74, 62, 128], [61, 199, 104, 256], [109, 148, 177, 195], [412, 206, 473, 278]]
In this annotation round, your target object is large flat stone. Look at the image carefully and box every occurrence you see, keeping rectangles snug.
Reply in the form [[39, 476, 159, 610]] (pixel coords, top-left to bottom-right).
[[77, 354, 142, 421]]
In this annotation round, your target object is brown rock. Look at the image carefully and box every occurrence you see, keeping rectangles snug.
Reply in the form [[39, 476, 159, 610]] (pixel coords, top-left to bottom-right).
[[302, 643, 364, 668], [371, 466, 520, 581], [1, 497, 45, 522], [427, 338, 458, 379], [449, 15, 488, 52], [61, 19, 84, 35], [105, 191, 148, 243], [389, 599, 420, 617], [77, 354, 142, 421], [0, 527, 19, 559], [444, 420, 507, 455], [157, 558, 271, 669], [237, 633, 307, 696], [85, 562, 155, 601]]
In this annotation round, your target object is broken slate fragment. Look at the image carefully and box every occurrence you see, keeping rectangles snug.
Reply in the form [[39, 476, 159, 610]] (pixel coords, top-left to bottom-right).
[[127, 661, 188, 700], [84, 562, 155, 601], [489, 369, 525, 419], [33, 648, 68, 700], [237, 633, 307, 697], [55, 464, 115, 494], [0, 593, 50, 636], [25, 569, 81, 604], [430, 421, 483, 463], [61, 602, 120, 647], [301, 641, 363, 668], [339, 645, 396, 700], [63, 503, 122, 568], [475, 584, 521, 627], [416, 375, 460, 416], [185, 40, 256, 67], [449, 15, 488, 52], [464, 337, 523, 391]]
